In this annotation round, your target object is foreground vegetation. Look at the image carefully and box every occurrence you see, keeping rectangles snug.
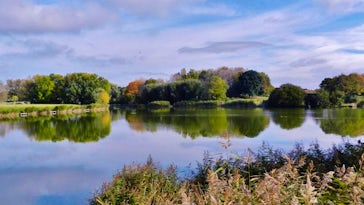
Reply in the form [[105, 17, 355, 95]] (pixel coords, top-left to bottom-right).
[[91, 141, 364, 204]]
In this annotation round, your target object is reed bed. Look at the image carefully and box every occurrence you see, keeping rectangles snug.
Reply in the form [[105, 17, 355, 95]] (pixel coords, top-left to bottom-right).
[[91, 142, 364, 205]]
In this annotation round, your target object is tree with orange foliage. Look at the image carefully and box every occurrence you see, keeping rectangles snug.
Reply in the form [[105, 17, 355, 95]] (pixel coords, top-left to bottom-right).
[[124, 80, 145, 104]]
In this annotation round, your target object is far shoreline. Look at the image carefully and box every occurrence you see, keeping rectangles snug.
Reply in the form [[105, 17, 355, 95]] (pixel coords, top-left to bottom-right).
[[0, 103, 109, 119]]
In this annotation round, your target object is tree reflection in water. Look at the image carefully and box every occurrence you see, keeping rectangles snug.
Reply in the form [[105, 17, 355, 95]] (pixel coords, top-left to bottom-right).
[[125, 108, 270, 138], [17, 113, 112, 142], [314, 109, 364, 137]]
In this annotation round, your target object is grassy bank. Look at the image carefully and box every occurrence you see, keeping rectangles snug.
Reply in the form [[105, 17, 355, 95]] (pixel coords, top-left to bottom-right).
[[149, 97, 268, 109], [0, 103, 109, 119], [91, 141, 364, 204]]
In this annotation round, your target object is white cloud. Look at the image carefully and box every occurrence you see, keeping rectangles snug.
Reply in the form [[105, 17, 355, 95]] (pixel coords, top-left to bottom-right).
[[180, 3, 238, 16], [106, 0, 204, 17], [0, 0, 113, 33], [315, 0, 364, 14]]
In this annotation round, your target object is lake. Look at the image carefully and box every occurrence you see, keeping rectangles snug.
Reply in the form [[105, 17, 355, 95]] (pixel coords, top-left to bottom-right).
[[1, 108, 364, 204]]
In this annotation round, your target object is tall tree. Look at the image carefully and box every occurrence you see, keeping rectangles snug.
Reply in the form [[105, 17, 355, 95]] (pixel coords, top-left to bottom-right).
[[237, 70, 264, 97], [31, 75, 55, 103]]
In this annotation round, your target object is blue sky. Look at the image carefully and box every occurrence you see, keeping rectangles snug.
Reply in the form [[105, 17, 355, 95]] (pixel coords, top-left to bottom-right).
[[0, 0, 364, 88]]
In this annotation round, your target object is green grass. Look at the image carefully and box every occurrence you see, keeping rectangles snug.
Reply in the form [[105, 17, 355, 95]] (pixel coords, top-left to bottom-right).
[[0, 104, 81, 113], [222, 96, 268, 108], [0, 103, 109, 119]]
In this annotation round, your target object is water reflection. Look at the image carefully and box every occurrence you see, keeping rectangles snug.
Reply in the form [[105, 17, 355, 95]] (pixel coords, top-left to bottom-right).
[[121, 108, 364, 138], [124, 108, 270, 138], [269, 109, 306, 130], [313, 109, 364, 137], [0, 112, 111, 142]]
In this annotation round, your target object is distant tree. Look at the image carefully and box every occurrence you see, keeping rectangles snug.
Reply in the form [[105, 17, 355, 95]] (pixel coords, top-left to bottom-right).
[[259, 72, 274, 96], [110, 84, 122, 104], [215, 66, 244, 86], [319, 73, 364, 106], [0, 83, 8, 102], [144, 78, 160, 85], [49, 74, 65, 103], [237, 70, 264, 97], [140, 84, 167, 103], [63, 73, 110, 104], [305, 89, 331, 108], [124, 80, 145, 104], [186, 69, 199, 79], [203, 75, 228, 100], [6, 79, 32, 101], [268, 84, 305, 107], [174, 79, 203, 102], [95, 88, 110, 104], [30, 75, 55, 103]]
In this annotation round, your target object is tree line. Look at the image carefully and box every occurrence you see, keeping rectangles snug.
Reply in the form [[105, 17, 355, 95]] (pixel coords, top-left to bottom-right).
[[1, 73, 111, 104], [110, 67, 274, 105], [0, 68, 363, 108]]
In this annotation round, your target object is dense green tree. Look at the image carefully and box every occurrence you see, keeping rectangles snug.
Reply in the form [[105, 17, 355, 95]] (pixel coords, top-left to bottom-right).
[[173, 79, 203, 102], [140, 84, 167, 103], [202, 75, 228, 100], [63, 73, 111, 104], [234, 70, 264, 97], [110, 84, 123, 104], [268, 84, 305, 108], [30, 75, 56, 103], [49, 74, 65, 103], [319, 73, 364, 107]]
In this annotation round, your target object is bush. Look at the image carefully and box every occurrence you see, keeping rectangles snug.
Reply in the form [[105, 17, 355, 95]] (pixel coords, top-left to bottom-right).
[[147, 101, 171, 109], [90, 157, 180, 205], [222, 99, 257, 108], [173, 100, 221, 108], [358, 101, 364, 108], [268, 84, 305, 108]]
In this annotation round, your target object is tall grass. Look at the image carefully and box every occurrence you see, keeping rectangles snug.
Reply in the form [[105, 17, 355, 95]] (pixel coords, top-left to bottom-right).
[[91, 141, 364, 204]]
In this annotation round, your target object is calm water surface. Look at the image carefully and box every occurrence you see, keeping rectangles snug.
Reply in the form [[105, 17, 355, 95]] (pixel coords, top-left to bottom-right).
[[1, 108, 364, 204]]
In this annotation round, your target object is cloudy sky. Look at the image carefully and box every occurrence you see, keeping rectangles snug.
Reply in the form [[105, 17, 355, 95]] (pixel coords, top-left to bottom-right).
[[0, 0, 364, 88]]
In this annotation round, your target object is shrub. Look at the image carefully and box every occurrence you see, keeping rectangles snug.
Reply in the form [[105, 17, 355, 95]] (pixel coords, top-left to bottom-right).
[[173, 100, 221, 108], [268, 84, 305, 108], [147, 101, 171, 109], [358, 101, 364, 108], [222, 99, 257, 108], [90, 157, 180, 205]]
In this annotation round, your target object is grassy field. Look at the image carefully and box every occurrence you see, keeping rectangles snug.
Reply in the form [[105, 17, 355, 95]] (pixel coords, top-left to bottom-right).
[[0, 103, 109, 119]]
